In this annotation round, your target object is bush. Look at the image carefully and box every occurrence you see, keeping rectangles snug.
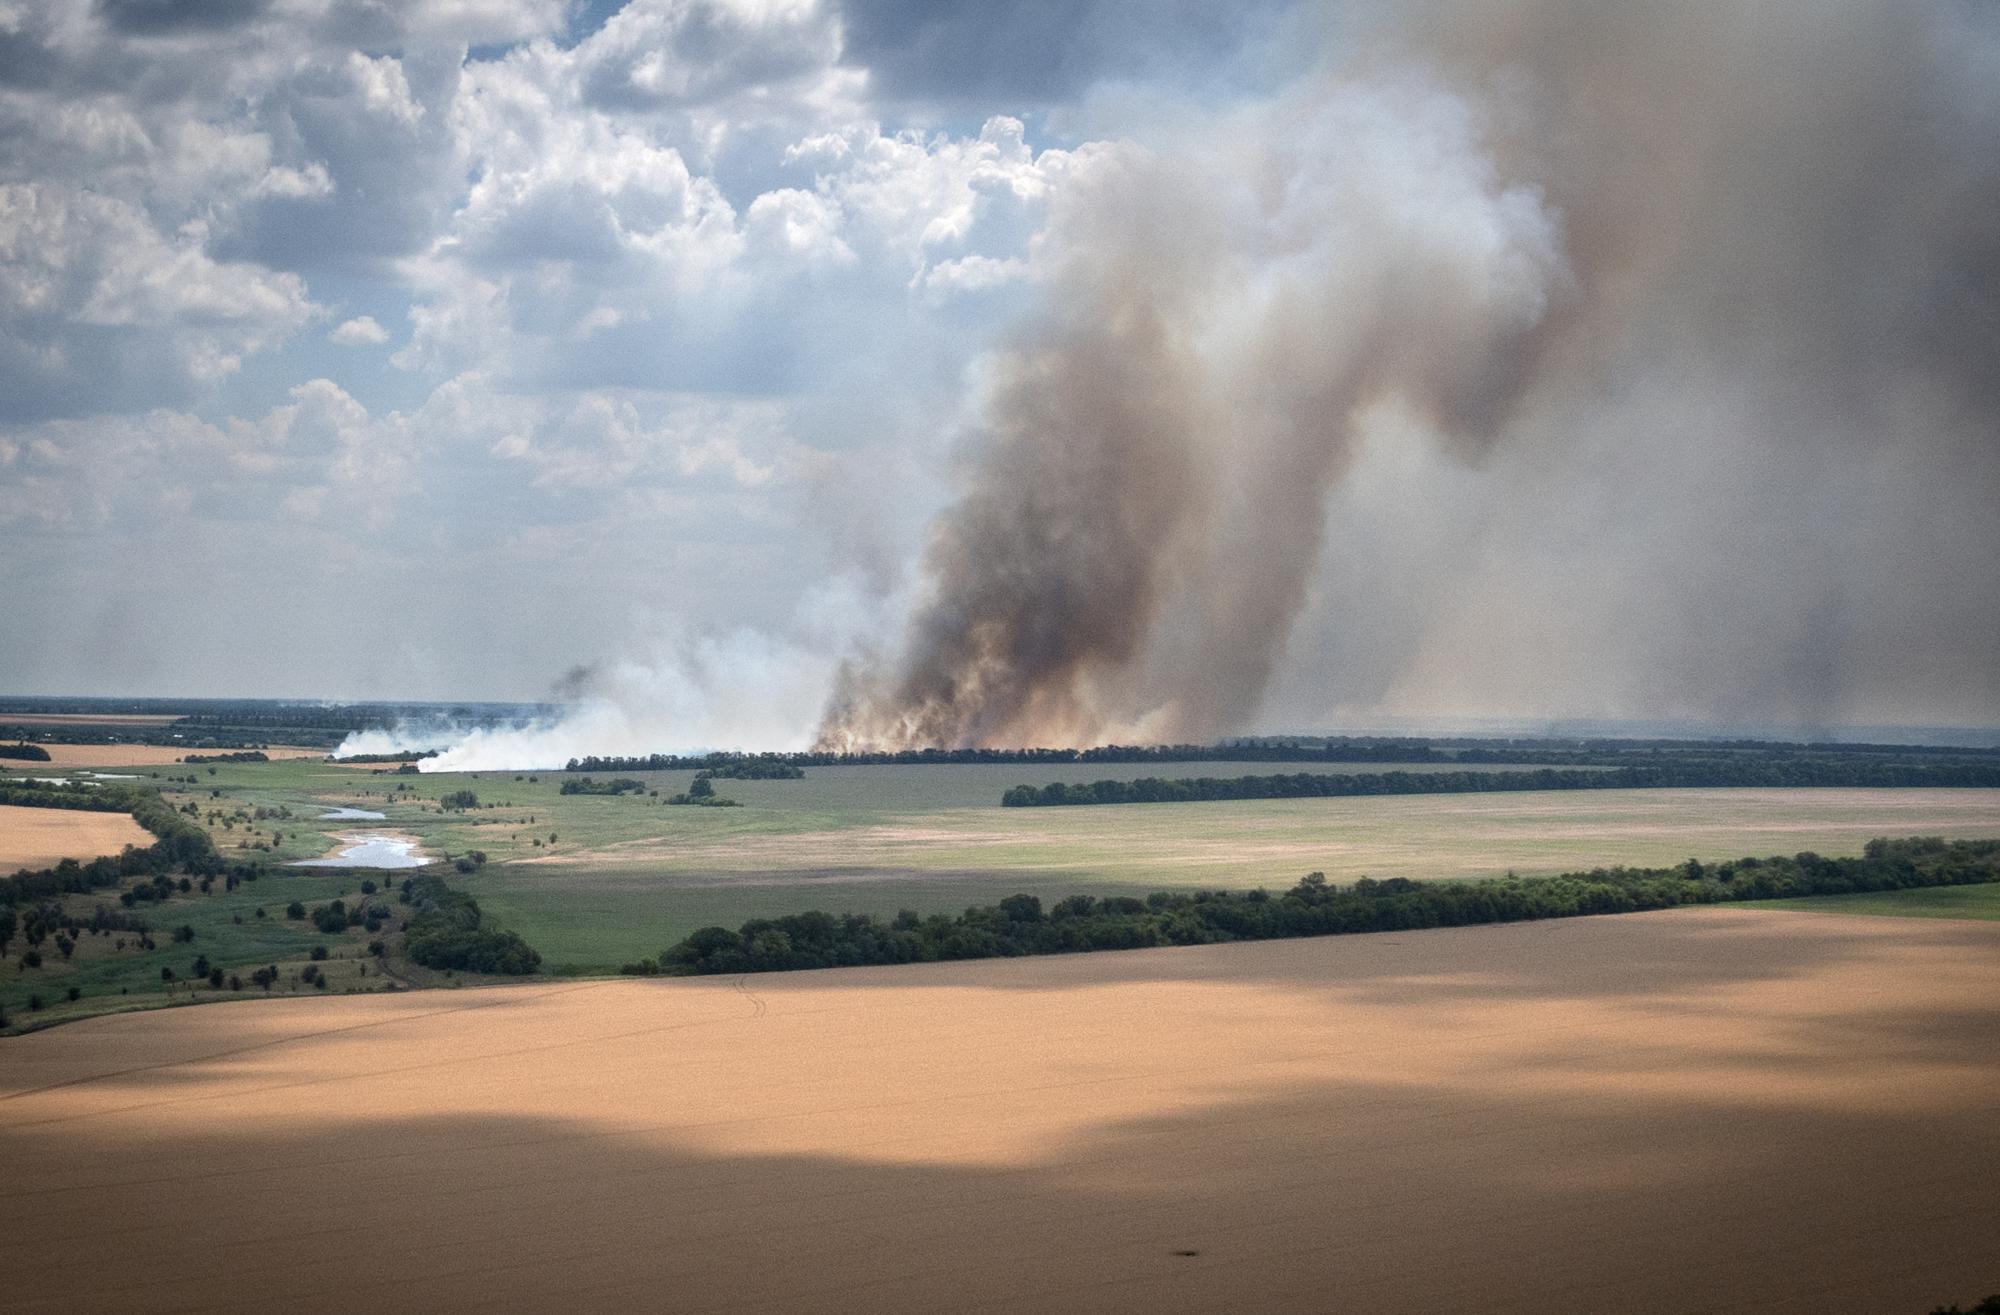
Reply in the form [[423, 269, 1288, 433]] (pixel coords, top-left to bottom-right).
[[399, 873, 541, 975], [309, 945, 329, 961], [285, 901, 306, 920]]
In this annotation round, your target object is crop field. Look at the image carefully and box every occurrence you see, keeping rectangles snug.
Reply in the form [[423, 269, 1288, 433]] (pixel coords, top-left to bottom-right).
[[1755, 882, 2000, 921], [0, 805, 151, 872], [0, 744, 325, 769], [2, 906, 1994, 1314], [48, 756, 1993, 974]]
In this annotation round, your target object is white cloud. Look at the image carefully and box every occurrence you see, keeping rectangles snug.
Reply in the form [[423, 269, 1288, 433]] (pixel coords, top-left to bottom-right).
[[330, 314, 390, 344]]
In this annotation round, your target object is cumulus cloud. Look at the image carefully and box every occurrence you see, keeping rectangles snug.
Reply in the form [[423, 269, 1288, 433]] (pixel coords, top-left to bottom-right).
[[328, 314, 389, 344], [1, 0, 1991, 749]]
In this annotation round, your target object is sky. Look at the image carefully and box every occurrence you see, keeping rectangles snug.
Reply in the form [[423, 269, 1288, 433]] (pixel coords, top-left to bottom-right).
[[2, 0, 1996, 749]]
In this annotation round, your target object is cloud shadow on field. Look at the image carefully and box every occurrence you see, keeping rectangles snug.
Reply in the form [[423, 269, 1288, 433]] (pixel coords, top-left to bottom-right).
[[3, 1042, 1997, 1313]]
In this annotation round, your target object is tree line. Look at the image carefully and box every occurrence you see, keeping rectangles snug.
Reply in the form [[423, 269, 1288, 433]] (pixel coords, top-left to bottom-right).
[[566, 739, 2000, 775], [0, 741, 52, 761], [629, 837, 2000, 976], [559, 776, 647, 795], [1000, 760, 2000, 807]]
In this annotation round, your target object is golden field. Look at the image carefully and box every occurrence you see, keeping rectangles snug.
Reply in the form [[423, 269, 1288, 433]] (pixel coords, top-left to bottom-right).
[[0, 804, 151, 872], [2, 906, 1994, 1314]]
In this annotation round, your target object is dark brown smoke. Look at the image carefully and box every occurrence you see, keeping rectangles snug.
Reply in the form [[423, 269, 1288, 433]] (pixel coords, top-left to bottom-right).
[[819, 0, 2000, 750]]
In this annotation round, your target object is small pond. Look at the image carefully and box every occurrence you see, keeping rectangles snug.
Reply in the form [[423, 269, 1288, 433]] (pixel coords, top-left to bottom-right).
[[291, 833, 431, 869], [318, 807, 388, 820]]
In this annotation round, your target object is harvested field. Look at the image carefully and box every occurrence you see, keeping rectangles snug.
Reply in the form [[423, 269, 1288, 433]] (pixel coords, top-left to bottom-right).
[[6, 744, 325, 769], [2, 908, 1994, 1314], [0, 804, 150, 871]]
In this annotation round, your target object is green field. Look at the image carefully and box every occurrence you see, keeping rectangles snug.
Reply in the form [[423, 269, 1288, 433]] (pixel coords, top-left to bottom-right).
[[6, 754, 2000, 991], [1750, 883, 2000, 921], [0, 862, 396, 1029]]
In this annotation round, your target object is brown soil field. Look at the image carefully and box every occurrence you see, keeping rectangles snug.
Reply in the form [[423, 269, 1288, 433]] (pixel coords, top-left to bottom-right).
[[6, 744, 326, 769], [3, 909, 1995, 1313], [0, 804, 151, 871]]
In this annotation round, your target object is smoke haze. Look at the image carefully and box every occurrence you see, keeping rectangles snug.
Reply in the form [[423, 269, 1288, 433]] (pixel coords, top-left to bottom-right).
[[816, 0, 2000, 749]]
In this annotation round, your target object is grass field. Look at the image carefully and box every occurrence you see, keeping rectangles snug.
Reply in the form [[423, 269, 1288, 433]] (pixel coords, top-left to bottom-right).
[[0, 859, 405, 1029], [1753, 882, 2000, 921], [0, 804, 150, 871], [2, 907, 1994, 1314]]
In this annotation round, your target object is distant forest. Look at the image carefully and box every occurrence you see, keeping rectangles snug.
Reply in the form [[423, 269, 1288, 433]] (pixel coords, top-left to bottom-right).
[[634, 837, 2000, 976], [1001, 758, 2000, 806], [565, 737, 2000, 775]]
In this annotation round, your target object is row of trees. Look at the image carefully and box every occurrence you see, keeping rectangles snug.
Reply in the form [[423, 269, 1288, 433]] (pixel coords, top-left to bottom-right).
[[698, 761, 805, 780], [1001, 760, 2000, 807], [566, 740, 2000, 774], [558, 776, 646, 795], [0, 741, 51, 761], [635, 837, 2000, 976]]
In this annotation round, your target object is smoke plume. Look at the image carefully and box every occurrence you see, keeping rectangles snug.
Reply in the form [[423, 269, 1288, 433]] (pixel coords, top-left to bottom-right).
[[818, 0, 2000, 750]]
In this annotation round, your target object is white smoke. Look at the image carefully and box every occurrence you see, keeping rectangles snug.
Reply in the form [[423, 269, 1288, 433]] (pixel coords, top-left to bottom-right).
[[410, 582, 887, 771], [331, 723, 474, 759]]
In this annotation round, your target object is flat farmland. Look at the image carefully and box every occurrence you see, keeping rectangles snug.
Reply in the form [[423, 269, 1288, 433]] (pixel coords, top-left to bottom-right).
[[143, 758, 2000, 972], [6, 744, 326, 769], [469, 785, 2000, 970], [0, 804, 150, 871], [2, 907, 1994, 1314]]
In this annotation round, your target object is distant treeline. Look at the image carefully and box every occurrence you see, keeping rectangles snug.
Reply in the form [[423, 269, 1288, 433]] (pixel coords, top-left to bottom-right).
[[182, 750, 268, 764], [700, 761, 805, 780], [560, 776, 646, 795], [335, 751, 437, 764], [1001, 760, 2000, 807], [0, 784, 236, 908], [631, 837, 2000, 976], [567, 739, 2000, 775], [399, 873, 541, 975], [0, 742, 52, 761]]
